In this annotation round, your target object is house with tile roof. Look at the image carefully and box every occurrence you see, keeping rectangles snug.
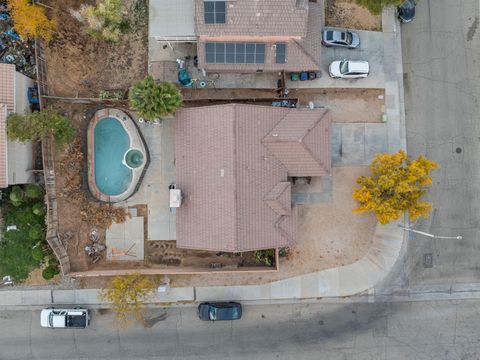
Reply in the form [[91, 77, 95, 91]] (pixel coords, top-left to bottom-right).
[[175, 104, 331, 252], [0, 63, 35, 188], [149, 0, 322, 73]]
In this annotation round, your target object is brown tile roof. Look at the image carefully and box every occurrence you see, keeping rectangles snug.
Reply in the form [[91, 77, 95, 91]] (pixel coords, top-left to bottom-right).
[[195, 0, 308, 37], [0, 105, 8, 188], [195, 1, 322, 72], [262, 107, 331, 176], [0, 64, 15, 112], [175, 104, 331, 252], [0, 64, 15, 188]]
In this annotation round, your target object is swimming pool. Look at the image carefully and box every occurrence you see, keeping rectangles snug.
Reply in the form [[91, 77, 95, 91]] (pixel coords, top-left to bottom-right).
[[87, 109, 148, 202], [94, 117, 133, 196]]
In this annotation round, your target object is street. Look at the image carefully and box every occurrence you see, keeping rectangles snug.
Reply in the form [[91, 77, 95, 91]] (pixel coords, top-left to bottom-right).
[[377, 0, 480, 293], [1, 300, 480, 360]]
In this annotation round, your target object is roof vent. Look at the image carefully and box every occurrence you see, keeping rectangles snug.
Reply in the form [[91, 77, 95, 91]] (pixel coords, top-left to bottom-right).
[[272, 133, 278, 137]]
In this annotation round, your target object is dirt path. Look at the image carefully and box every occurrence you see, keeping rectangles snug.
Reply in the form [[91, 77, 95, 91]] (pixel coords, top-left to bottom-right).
[[325, 0, 382, 31]]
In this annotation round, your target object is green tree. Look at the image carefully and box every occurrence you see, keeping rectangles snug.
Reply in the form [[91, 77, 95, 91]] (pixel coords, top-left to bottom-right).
[[32, 202, 46, 216], [7, 109, 76, 147], [355, 0, 403, 15], [352, 150, 438, 224], [129, 76, 183, 120], [9, 186, 24, 207], [100, 274, 157, 326]]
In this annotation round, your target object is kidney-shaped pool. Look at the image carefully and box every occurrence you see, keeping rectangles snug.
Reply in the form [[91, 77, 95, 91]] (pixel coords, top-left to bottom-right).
[[87, 108, 148, 202]]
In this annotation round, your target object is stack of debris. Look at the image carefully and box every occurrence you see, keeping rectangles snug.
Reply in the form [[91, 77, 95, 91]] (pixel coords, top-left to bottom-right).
[[0, 3, 36, 78]]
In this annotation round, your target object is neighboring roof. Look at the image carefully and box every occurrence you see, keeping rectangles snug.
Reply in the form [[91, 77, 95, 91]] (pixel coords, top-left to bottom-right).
[[262, 107, 331, 176], [149, 0, 196, 41], [175, 104, 331, 252], [0, 64, 15, 188], [0, 63, 15, 112], [194, 0, 308, 38], [0, 105, 8, 188], [195, 1, 322, 72]]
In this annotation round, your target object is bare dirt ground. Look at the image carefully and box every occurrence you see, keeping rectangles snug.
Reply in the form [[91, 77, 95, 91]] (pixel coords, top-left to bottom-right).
[[172, 167, 377, 287], [43, 0, 147, 97], [292, 88, 385, 122], [325, 0, 382, 31]]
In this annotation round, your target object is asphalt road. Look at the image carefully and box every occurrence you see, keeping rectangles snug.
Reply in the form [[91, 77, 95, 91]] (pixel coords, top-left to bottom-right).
[[2, 300, 480, 360], [377, 0, 480, 293]]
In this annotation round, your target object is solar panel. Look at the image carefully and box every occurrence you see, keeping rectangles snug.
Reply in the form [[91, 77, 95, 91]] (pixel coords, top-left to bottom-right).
[[205, 42, 266, 64], [275, 43, 286, 64], [204, 1, 226, 24]]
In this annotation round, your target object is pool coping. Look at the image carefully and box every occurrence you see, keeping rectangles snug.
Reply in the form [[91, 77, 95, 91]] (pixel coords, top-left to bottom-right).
[[87, 108, 150, 203]]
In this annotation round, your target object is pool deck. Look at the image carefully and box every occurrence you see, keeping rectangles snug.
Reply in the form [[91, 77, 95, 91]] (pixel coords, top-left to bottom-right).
[[87, 108, 148, 203], [118, 116, 177, 241]]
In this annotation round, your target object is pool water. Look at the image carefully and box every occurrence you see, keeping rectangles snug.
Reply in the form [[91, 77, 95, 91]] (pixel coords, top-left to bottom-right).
[[94, 117, 132, 196]]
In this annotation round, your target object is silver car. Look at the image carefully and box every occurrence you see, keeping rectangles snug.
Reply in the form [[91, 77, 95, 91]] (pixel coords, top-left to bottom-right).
[[322, 29, 360, 49]]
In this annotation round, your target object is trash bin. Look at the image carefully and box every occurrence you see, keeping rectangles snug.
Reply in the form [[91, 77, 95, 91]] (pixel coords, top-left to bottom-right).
[[290, 73, 300, 81], [300, 72, 308, 81]]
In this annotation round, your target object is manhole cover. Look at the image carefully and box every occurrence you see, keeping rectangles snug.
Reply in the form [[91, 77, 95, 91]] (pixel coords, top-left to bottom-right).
[[456, 147, 462, 154], [423, 253, 433, 268]]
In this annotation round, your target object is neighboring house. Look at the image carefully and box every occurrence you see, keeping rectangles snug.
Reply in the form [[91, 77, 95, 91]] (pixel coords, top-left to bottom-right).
[[149, 0, 322, 73], [0, 63, 34, 188], [175, 104, 331, 252]]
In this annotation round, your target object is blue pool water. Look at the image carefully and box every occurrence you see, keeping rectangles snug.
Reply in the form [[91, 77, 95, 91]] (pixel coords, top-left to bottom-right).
[[94, 117, 132, 196]]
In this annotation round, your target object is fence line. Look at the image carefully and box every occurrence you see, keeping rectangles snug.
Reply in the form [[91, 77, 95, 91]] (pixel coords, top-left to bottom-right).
[[42, 137, 70, 275], [35, 39, 71, 275]]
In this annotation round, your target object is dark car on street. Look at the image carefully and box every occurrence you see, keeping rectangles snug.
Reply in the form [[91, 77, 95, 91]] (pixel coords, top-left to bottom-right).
[[398, 0, 416, 23], [198, 302, 242, 321]]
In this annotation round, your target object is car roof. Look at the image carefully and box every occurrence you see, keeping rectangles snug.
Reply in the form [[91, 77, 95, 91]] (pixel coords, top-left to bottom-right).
[[346, 61, 369, 72]]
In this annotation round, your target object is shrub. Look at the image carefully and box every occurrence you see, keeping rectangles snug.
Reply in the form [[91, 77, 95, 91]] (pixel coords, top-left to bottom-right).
[[42, 265, 58, 280], [71, 0, 126, 42], [25, 184, 43, 199], [32, 246, 45, 262], [28, 225, 43, 241], [254, 249, 276, 267], [32, 202, 46, 216], [9, 185, 24, 206], [355, 0, 403, 15], [7, 109, 76, 147], [129, 76, 183, 120]]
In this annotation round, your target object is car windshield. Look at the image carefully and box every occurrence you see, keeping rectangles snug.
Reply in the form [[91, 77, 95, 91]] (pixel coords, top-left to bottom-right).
[[209, 306, 237, 320], [345, 32, 353, 44], [340, 61, 349, 74]]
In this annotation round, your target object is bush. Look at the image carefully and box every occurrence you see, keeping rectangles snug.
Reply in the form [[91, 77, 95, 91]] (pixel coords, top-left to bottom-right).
[[28, 225, 43, 241], [254, 249, 276, 267], [32, 202, 46, 216], [42, 265, 59, 280], [355, 0, 403, 15], [9, 186, 24, 206], [71, 0, 126, 42], [25, 184, 43, 199], [129, 76, 182, 120], [32, 246, 45, 262], [7, 109, 76, 147]]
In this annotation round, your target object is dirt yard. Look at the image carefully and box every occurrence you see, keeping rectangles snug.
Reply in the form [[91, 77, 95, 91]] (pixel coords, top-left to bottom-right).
[[42, 0, 148, 97], [325, 0, 382, 31], [172, 166, 378, 287]]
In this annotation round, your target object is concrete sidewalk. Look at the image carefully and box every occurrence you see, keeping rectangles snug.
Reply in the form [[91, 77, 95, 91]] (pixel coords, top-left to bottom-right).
[[0, 220, 404, 308]]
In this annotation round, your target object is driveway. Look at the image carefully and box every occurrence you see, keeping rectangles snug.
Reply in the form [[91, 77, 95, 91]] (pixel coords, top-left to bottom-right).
[[286, 29, 385, 89]]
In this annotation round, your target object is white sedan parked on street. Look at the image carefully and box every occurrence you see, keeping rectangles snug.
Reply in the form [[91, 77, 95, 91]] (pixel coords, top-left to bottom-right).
[[329, 60, 370, 79]]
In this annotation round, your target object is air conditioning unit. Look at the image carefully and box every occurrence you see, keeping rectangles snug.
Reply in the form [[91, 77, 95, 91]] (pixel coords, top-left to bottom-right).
[[169, 188, 182, 208]]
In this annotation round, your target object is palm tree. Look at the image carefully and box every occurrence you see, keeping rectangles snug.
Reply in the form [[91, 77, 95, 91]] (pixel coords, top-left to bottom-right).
[[128, 76, 183, 121]]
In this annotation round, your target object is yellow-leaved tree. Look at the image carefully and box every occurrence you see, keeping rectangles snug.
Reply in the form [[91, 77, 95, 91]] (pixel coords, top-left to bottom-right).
[[100, 274, 157, 326], [8, 0, 56, 41], [352, 150, 438, 225]]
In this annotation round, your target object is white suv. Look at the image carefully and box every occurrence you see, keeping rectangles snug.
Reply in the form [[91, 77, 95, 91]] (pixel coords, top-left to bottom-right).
[[329, 60, 370, 79]]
